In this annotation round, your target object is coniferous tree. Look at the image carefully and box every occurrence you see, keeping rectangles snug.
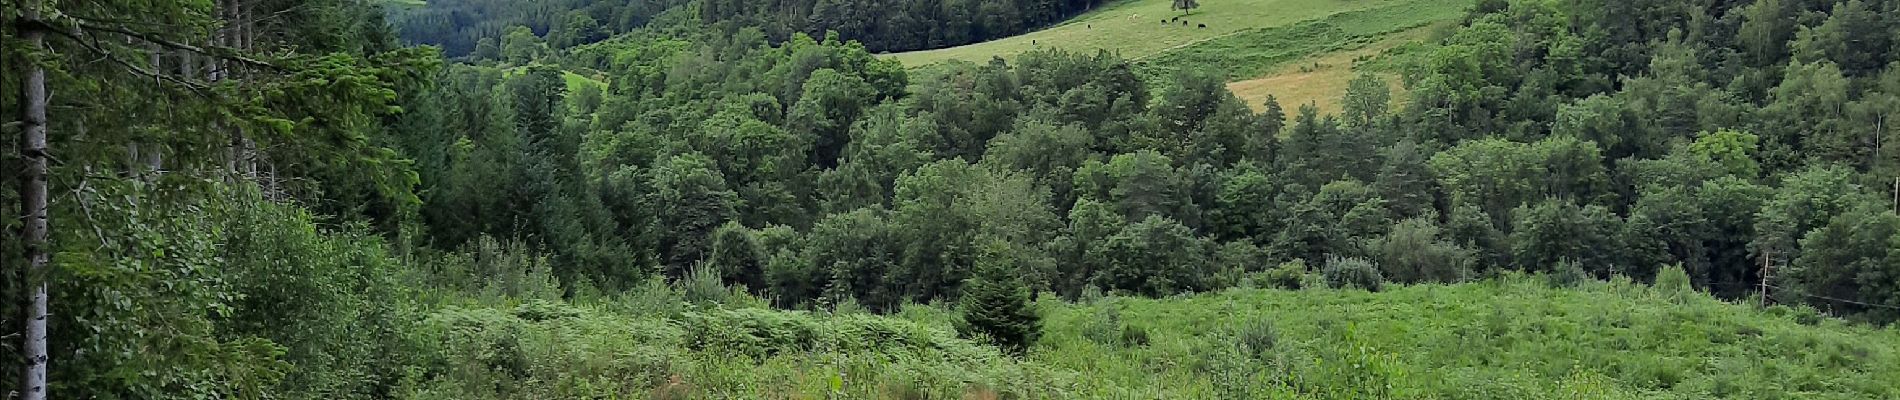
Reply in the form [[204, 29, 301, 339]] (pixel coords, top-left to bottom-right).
[[959, 241, 1043, 355]]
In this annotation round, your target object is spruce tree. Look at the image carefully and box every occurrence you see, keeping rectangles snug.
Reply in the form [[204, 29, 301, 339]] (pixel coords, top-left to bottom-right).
[[959, 243, 1043, 355]]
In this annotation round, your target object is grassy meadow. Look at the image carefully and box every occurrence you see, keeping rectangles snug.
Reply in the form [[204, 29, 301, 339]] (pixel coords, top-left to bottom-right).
[[1223, 22, 1442, 115], [405, 274, 1900, 399], [882, 0, 1445, 67], [883, 0, 1469, 119]]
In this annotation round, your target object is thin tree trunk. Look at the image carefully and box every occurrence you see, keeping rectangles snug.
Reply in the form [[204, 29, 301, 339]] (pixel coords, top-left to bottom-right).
[[16, 0, 53, 398], [217, 0, 240, 180]]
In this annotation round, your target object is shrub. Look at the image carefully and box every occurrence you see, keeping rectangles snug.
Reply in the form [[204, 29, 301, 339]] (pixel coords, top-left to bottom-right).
[[1235, 318, 1278, 361], [1784, 304, 1824, 326], [1300, 270, 1330, 291], [513, 300, 582, 322], [1080, 306, 1124, 345], [1322, 256, 1383, 291], [1079, 285, 1107, 303], [1214, 241, 1270, 289], [959, 258, 1043, 355], [1263, 260, 1309, 290], [680, 262, 730, 306], [616, 276, 686, 318], [680, 308, 822, 358], [1548, 259, 1588, 288], [1654, 263, 1694, 302], [422, 308, 533, 384], [1369, 217, 1473, 284], [1120, 324, 1152, 347]]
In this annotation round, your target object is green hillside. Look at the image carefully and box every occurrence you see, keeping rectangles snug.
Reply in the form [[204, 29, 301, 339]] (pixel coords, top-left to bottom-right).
[[1134, 0, 1465, 79], [21, 0, 1900, 398], [404, 275, 1900, 398], [884, 0, 1467, 67]]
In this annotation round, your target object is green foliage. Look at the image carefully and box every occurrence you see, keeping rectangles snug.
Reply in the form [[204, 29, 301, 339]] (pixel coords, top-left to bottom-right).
[[500, 26, 544, 64], [1259, 260, 1310, 290], [1073, 150, 1192, 223], [958, 243, 1044, 355], [30, 0, 1900, 397], [1093, 215, 1213, 296], [1690, 130, 1763, 179], [1432, 136, 1612, 227], [1755, 165, 1866, 271], [707, 222, 767, 290], [1136, 0, 1467, 80], [1079, 305, 1148, 348], [1234, 318, 1279, 361], [1322, 255, 1384, 291], [679, 263, 733, 306], [44, 183, 287, 399], [1788, 202, 1900, 323], [1547, 259, 1589, 288], [650, 153, 741, 273], [1369, 216, 1473, 284], [1654, 263, 1695, 303], [1509, 199, 1626, 277], [1028, 279, 1900, 398]]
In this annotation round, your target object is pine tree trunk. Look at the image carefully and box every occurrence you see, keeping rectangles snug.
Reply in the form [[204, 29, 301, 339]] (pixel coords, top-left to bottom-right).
[[16, 0, 53, 398]]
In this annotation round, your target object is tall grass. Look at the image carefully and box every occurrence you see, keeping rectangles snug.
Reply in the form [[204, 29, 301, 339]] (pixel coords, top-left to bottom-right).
[[399, 271, 1900, 399]]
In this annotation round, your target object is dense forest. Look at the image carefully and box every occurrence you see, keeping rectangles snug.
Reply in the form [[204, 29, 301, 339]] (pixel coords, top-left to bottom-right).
[[392, 0, 1111, 56], [5, 0, 1900, 398]]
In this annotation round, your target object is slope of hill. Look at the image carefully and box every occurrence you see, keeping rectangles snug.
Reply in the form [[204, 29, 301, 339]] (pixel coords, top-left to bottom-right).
[[884, 0, 1468, 119], [403, 276, 1900, 398], [884, 0, 1453, 67], [1224, 21, 1440, 115], [1035, 275, 1900, 398]]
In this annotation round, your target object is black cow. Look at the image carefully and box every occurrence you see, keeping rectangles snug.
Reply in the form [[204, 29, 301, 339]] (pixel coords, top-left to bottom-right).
[[1198, 23, 1206, 28], [1182, 20, 1188, 26]]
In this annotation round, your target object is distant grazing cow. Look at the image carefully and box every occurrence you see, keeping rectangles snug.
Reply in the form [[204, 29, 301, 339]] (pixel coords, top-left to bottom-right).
[[1198, 23, 1206, 28], [1182, 20, 1188, 26]]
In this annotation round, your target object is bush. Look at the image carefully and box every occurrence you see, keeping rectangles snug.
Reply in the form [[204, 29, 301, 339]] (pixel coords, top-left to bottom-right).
[[1081, 306, 1124, 345], [1768, 304, 1826, 326], [1369, 217, 1473, 284], [615, 276, 686, 318], [1082, 306, 1151, 347], [1235, 318, 1278, 361], [680, 308, 823, 358], [959, 258, 1043, 355], [1262, 260, 1309, 290], [513, 300, 582, 322], [1214, 241, 1270, 289], [1654, 263, 1694, 302], [1548, 259, 1588, 288], [1120, 324, 1152, 347], [680, 262, 730, 305], [1322, 256, 1384, 291], [1079, 285, 1107, 303]]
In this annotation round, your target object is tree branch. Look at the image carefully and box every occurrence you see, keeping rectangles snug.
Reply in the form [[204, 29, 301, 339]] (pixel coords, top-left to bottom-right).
[[61, 13, 197, 31], [39, 23, 214, 96], [31, 17, 282, 71], [83, 22, 280, 71]]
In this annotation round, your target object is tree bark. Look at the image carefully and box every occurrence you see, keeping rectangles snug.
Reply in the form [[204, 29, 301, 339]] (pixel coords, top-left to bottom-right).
[[16, 0, 53, 398]]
